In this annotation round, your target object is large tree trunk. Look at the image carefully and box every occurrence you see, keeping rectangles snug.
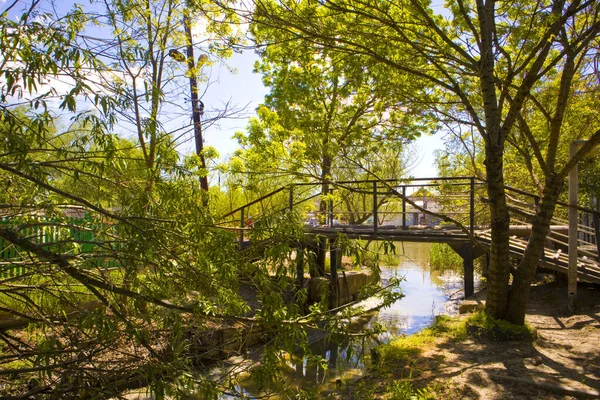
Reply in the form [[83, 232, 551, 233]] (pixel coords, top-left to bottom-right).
[[483, 142, 512, 319], [505, 180, 563, 324]]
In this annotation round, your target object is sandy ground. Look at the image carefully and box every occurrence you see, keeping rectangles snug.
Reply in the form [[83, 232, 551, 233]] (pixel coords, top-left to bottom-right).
[[347, 281, 600, 399]]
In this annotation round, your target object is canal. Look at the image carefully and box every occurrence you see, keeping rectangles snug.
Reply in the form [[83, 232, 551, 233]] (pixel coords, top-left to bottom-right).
[[218, 242, 473, 398]]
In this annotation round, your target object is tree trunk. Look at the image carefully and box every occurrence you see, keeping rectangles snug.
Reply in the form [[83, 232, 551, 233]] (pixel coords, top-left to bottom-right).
[[316, 155, 332, 277], [505, 180, 563, 324], [483, 142, 512, 319]]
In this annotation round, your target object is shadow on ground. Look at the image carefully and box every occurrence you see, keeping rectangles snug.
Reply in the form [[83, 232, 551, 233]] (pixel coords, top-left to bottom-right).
[[341, 282, 600, 400]]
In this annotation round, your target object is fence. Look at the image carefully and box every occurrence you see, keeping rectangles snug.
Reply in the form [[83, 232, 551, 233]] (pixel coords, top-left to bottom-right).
[[0, 216, 119, 278]]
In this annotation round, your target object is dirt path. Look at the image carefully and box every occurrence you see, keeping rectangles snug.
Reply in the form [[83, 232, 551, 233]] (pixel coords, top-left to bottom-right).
[[417, 283, 600, 399], [341, 282, 600, 399]]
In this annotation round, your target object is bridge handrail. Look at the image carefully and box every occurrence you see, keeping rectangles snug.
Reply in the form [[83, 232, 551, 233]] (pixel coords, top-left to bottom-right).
[[220, 177, 480, 220], [221, 178, 599, 221], [503, 185, 600, 217]]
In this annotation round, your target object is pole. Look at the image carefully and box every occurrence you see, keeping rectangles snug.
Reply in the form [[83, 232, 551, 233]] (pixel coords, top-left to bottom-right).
[[470, 177, 475, 236], [373, 181, 378, 232], [402, 185, 406, 230], [239, 207, 245, 250], [329, 238, 339, 308], [568, 141, 578, 313], [329, 192, 334, 227], [184, 12, 209, 201]]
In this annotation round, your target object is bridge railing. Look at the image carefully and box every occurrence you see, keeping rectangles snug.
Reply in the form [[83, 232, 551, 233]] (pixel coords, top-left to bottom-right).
[[311, 177, 486, 235], [499, 185, 599, 262], [219, 177, 489, 243], [218, 177, 598, 263]]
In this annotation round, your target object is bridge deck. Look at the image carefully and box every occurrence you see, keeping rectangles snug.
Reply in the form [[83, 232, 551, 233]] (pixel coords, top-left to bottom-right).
[[306, 225, 470, 243], [225, 178, 599, 289], [306, 225, 600, 284]]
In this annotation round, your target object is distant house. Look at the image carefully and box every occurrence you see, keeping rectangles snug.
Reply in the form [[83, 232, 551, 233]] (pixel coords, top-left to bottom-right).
[[379, 188, 441, 227]]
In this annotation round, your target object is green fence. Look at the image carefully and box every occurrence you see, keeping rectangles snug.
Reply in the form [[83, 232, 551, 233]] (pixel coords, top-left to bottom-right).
[[0, 216, 118, 278]]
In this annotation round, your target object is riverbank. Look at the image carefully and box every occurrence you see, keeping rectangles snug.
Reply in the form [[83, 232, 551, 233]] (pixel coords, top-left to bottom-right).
[[335, 281, 600, 399]]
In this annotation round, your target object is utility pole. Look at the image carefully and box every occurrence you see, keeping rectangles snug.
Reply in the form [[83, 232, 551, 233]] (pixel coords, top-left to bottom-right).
[[183, 10, 209, 201]]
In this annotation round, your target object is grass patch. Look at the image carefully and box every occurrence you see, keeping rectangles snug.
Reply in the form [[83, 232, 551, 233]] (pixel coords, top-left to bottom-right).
[[370, 313, 534, 399], [465, 312, 537, 341], [377, 315, 468, 370], [387, 379, 438, 400], [428, 315, 468, 340], [377, 330, 435, 369], [429, 243, 463, 272]]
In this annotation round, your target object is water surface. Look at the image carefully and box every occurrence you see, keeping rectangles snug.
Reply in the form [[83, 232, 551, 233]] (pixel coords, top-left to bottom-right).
[[220, 242, 472, 398]]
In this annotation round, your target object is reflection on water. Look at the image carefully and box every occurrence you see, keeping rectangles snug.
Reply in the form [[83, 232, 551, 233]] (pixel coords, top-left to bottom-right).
[[218, 242, 474, 398], [374, 242, 465, 340]]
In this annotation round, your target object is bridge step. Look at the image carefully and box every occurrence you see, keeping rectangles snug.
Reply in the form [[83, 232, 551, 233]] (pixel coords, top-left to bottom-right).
[[475, 232, 600, 284]]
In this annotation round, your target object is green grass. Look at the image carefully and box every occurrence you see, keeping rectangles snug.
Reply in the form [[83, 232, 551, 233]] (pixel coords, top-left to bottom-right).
[[369, 312, 535, 400], [428, 315, 468, 340], [377, 312, 534, 372], [465, 312, 537, 341], [428, 243, 463, 272], [388, 379, 437, 400]]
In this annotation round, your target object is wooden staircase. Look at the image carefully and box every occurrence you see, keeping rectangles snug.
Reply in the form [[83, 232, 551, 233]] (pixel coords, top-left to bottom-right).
[[475, 230, 600, 284]]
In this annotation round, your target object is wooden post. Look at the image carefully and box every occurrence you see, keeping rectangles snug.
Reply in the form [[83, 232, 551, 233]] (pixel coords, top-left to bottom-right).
[[464, 246, 474, 298], [469, 177, 475, 236], [329, 238, 339, 309], [464, 178, 476, 298], [183, 11, 208, 201], [316, 238, 326, 277], [402, 185, 407, 230], [568, 141, 578, 313], [593, 212, 599, 258], [373, 181, 378, 232]]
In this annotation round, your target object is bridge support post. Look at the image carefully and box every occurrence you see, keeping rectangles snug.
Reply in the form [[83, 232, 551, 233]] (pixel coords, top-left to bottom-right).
[[239, 207, 245, 250], [373, 181, 378, 233], [449, 242, 476, 299], [329, 238, 340, 309], [463, 245, 474, 298], [316, 237, 326, 277]]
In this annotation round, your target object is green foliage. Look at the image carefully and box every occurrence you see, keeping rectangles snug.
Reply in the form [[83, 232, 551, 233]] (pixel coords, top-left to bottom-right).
[[388, 379, 436, 400], [428, 244, 462, 272], [0, 1, 340, 398], [465, 312, 537, 342], [428, 315, 468, 341], [377, 331, 433, 370], [250, 0, 600, 326]]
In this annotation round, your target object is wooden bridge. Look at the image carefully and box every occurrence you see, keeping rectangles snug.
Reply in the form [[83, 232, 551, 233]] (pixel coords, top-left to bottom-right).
[[221, 177, 600, 301]]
